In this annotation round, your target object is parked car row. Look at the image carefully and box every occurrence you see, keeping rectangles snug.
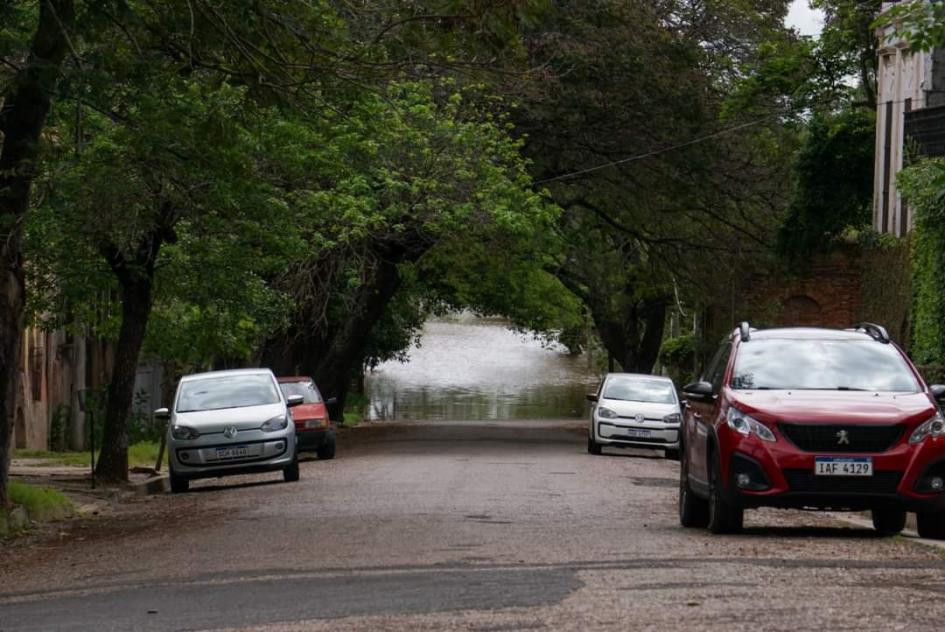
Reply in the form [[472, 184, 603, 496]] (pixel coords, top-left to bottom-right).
[[589, 322, 945, 540], [155, 370, 337, 494]]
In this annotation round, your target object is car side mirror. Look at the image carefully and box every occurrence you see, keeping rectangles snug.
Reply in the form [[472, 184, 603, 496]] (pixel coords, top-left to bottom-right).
[[154, 407, 170, 420], [586, 393, 599, 403], [682, 381, 715, 403], [325, 397, 338, 406], [286, 395, 304, 407], [931, 385, 945, 403]]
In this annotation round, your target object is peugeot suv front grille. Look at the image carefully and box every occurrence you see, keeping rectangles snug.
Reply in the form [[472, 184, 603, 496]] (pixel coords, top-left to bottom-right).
[[779, 423, 904, 453]]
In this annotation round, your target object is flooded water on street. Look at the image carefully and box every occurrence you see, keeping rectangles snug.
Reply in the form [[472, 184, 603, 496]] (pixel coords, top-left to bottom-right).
[[364, 314, 601, 421]]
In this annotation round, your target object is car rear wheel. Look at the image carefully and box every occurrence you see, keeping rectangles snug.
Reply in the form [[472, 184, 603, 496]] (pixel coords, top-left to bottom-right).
[[316, 432, 336, 460], [283, 455, 300, 482], [679, 447, 709, 528], [587, 433, 602, 455], [707, 453, 743, 534], [916, 511, 945, 540], [169, 467, 189, 494], [871, 508, 906, 535]]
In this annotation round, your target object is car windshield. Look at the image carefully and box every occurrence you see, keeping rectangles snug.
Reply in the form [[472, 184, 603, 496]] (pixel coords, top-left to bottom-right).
[[603, 377, 676, 404], [278, 380, 321, 404], [177, 374, 281, 412], [730, 339, 920, 392]]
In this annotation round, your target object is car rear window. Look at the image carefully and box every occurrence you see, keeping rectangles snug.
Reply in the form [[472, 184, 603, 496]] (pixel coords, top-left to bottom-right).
[[177, 374, 281, 412], [730, 339, 920, 392], [278, 380, 322, 404], [603, 377, 677, 404]]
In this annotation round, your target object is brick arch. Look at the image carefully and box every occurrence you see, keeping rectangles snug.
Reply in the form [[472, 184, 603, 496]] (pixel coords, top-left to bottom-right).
[[780, 294, 823, 327]]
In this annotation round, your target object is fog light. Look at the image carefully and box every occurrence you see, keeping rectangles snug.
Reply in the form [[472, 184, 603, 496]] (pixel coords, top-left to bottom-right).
[[180, 452, 190, 461], [736, 473, 752, 488], [932, 477, 945, 491]]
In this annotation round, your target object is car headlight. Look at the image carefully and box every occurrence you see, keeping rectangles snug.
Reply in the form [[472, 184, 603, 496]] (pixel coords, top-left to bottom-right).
[[663, 412, 681, 424], [597, 406, 618, 419], [171, 425, 200, 440], [726, 407, 776, 442], [909, 411, 945, 444], [261, 415, 289, 432]]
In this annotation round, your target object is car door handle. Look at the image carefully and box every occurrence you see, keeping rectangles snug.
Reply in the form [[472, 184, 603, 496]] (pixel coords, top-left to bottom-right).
[[692, 412, 703, 420]]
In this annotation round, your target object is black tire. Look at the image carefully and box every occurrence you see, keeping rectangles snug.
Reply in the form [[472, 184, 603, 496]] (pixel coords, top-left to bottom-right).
[[283, 454, 300, 482], [169, 467, 189, 494], [316, 432, 336, 460], [679, 446, 709, 528], [707, 452, 743, 534], [917, 511, 945, 540], [871, 508, 906, 536], [665, 448, 681, 461], [587, 432, 602, 455]]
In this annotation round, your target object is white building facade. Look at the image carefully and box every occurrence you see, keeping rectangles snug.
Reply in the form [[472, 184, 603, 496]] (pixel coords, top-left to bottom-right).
[[874, 0, 945, 236]]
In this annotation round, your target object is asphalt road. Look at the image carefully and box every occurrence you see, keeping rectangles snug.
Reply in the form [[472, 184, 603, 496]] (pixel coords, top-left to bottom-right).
[[3, 420, 945, 631]]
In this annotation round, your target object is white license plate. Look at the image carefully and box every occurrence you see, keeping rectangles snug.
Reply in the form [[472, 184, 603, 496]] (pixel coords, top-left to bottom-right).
[[215, 446, 249, 460], [625, 428, 651, 438], [815, 457, 873, 476]]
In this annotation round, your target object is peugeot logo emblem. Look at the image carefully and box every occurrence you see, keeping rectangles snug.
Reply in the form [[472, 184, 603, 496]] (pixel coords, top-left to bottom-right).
[[223, 426, 238, 439], [635, 413, 645, 423], [836, 430, 850, 445]]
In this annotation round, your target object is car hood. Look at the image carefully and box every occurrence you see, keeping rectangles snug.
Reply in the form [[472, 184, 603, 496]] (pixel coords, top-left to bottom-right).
[[291, 402, 328, 421], [173, 403, 286, 432], [599, 399, 679, 420], [728, 390, 936, 425]]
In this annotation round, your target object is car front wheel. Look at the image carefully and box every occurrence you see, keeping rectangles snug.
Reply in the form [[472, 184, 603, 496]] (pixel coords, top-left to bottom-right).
[[707, 453, 743, 534], [871, 508, 906, 536], [587, 432, 602, 455], [169, 467, 189, 494], [917, 511, 945, 539], [283, 455, 300, 482]]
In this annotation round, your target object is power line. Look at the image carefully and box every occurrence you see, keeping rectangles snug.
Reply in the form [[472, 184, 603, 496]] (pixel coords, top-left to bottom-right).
[[533, 117, 775, 186]]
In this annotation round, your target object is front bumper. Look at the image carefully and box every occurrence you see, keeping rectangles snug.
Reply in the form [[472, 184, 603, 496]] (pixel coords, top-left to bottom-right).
[[720, 427, 945, 512], [169, 429, 296, 480], [595, 420, 679, 450]]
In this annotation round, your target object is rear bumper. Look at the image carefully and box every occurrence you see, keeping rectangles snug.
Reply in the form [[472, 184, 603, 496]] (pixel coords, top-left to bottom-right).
[[720, 428, 945, 512]]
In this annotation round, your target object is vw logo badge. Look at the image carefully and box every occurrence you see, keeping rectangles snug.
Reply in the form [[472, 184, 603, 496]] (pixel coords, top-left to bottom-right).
[[223, 426, 238, 439], [635, 413, 645, 423], [836, 429, 850, 445]]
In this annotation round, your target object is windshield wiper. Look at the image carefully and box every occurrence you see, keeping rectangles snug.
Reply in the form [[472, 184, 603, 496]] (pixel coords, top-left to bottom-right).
[[835, 386, 869, 391]]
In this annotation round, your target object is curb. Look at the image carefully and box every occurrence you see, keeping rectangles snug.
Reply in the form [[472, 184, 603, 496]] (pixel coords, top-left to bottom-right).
[[830, 512, 945, 552], [128, 475, 169, 496]]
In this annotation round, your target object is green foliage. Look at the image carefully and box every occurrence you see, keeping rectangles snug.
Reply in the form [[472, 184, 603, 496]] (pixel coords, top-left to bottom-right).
[[777, 108, 875, 259], [876, 0, 945, 52], [7, 482, 73, 522], [899, 159, 945, 364]]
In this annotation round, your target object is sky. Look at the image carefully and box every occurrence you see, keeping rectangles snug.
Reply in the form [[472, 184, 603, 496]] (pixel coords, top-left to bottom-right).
[[785, 0, 826, 37]]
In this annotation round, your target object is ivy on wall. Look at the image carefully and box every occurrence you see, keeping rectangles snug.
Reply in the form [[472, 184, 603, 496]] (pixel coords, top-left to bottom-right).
[[898, 159, 945, 365]]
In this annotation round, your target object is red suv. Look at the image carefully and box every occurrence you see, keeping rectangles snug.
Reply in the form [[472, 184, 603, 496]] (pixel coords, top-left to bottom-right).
[[679, 323, 945, 537]]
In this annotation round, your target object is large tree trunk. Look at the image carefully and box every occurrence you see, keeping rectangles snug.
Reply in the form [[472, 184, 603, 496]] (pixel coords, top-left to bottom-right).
[[95, 237, 162, 483], [314, 258, 403, 421], [0, 0, 74, 508], [586, 296, 668, 375]]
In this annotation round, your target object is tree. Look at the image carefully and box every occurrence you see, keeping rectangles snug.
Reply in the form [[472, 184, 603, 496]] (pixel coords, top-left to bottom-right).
[[0, 0, 74, 509], [876, 0, 945, 52]]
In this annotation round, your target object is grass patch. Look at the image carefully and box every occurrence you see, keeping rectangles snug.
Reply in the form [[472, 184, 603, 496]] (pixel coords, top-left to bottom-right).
[[8, 481, 73, 523], [15, 441, 165, 469]]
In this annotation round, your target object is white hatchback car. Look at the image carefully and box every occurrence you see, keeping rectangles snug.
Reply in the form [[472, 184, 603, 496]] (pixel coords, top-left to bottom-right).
[[587, 373, 681, 458], [157, 368, 302, 493]]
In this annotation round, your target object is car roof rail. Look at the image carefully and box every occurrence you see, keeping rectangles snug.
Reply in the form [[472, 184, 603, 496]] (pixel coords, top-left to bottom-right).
[[852, 322, 890, 344], [737, 321, 752, 343]]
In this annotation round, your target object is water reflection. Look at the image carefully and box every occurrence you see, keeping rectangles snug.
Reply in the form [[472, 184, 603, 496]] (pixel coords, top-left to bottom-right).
[[364, 315, 600, 421]]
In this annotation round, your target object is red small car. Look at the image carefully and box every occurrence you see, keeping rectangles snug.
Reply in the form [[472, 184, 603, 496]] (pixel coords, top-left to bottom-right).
[[277, 376, 336, 460], [679, 323, 945, 537]]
